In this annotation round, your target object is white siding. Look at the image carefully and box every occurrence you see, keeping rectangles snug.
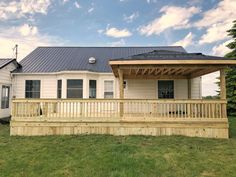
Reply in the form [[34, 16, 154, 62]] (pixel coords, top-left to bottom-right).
[[13, 73, 202, 100], [124, 80, 156, 99], [191, 77, 202, 99], [174, 79, 188, 99], [0, 63, 16, 118]]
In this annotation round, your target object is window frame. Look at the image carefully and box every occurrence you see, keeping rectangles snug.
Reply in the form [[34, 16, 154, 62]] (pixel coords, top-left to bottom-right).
[[67, 79, 83, 98], [158, 80, 174, 99], [57, 80, 62, 98], [104, 80, 114, 99], [1, 85, 10, 109], [89, 80, 97, 98], [25, 80, 41, 98]]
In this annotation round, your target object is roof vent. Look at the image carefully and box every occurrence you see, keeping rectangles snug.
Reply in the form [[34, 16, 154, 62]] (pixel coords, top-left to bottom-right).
[[88, 57, 96, 64]]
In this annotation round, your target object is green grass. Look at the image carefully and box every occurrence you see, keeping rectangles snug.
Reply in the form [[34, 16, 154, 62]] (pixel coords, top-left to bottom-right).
[[1, 118, 236, 177]]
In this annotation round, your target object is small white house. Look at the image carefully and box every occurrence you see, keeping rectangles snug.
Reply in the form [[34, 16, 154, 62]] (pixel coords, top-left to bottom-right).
[[7, 46, 236, 138], [11, 46, 201, 100], [0, 59, 20, 119]]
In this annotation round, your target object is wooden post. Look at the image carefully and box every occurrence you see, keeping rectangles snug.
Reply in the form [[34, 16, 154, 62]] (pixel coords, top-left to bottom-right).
[[118, 69, 124, 118], [188, 79, 191, 99], [187, 79, 191, 117], [220, 69, 227, 118]]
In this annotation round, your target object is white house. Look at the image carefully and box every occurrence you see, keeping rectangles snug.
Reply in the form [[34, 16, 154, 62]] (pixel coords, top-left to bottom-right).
[[11, 46, 201, 100], [3, 46, 236, 138], [0, 59, 20, 119]]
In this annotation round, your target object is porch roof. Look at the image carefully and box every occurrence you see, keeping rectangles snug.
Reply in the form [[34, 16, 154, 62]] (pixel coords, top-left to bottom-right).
[[109, 50, 236, 79]]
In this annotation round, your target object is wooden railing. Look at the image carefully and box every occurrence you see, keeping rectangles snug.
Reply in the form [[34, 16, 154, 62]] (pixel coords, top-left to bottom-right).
[[11, 99, 227, 120]]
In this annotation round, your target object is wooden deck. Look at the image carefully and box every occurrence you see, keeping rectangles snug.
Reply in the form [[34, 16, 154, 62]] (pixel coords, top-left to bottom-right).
[[10, 99, 229, 138]]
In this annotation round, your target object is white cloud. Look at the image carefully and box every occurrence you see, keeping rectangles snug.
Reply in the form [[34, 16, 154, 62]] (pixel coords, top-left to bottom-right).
[[18, 24, 38, 36], [109, 39, 126, 47], [105, 27, 132, 38], [123, 12, 139, 23], [199, 22, 231, 44], [172, 32, 194, 48], [196, 0, 236, 44], [139, 6, 200, 36], [88, 7, 94, 13], [0, 24, 63, 60], [74, 1, 81, 9], [212, 40, 232, 56], [0, 0, 52, 20]]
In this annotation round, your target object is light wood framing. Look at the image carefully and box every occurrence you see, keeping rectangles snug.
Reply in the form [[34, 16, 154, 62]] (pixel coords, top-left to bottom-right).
[[11, 98, 229, 138]]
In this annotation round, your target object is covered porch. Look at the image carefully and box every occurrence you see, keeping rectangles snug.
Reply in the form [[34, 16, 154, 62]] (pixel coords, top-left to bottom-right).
[[10, 51, 236, 138]]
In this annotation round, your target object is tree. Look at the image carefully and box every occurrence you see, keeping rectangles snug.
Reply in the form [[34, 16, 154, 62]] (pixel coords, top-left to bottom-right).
[[225, 20, 236, 116]]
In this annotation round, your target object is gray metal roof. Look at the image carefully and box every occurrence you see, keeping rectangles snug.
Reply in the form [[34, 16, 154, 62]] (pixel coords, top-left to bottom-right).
[[110, 50, 232, 61], [0, 59, 15, 69], [17, 46, 186, 73]]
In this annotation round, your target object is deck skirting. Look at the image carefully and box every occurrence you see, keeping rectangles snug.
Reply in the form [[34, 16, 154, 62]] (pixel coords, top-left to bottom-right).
[[10, 119, 229, 138]]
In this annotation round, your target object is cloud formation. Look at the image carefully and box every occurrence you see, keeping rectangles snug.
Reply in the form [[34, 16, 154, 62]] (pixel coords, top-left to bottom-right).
[[105, 27, 132, 38], [196, 0, 236, 44], [139, 6, 200, 36], [172, 32, 194, 48], [0, 0, 51, 20], [0, 24, 63, 60]]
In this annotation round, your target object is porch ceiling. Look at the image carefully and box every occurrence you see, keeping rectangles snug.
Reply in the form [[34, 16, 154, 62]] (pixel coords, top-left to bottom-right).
[[109, 60, 236, 79]]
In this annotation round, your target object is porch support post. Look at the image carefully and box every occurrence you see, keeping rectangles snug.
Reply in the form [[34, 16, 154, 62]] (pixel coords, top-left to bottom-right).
[[188, 79, 191, 99], [187, 78, 191, 117], [118, 69, 124, 117], [220, 69, 227, 118]]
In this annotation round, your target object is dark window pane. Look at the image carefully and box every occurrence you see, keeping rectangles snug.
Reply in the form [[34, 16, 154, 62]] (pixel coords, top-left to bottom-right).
[[89, 80, 96, 98], [158, 80, 174, 99], [1, 86, 10, 109], [25, 80, 40, 98], [67, 79, 83, 98], [57, 80, 62, 98]]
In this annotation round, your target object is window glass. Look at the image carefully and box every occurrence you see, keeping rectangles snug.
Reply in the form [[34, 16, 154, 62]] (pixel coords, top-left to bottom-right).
[[1, 86, 10, 109], [67, 79, 83, 98], [57, 80, 62, 98], [89, 80, 96, 98], [158, 80, 174, 99], [104, 80, 114, 98], [25, 80, 40, 98]]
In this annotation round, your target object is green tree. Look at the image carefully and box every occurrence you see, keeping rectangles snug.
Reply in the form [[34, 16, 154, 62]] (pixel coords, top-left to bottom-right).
[[225, 20, 236, 116]]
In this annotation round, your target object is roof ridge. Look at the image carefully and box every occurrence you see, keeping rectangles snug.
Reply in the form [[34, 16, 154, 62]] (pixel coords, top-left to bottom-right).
[[37, 46, 184, 48]]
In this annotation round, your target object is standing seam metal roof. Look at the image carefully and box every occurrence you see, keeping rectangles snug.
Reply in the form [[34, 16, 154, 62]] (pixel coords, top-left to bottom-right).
[[17, 46, 186, 73]]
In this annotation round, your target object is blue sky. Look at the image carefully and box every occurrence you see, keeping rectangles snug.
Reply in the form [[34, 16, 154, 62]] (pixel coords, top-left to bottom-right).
[[0, 0, 235, 95]]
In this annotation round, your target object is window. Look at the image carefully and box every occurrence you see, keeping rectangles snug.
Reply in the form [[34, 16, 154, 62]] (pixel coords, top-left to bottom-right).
[[158, 80, 174, 99], [89, 80, 96, 98], [67, 79, 83, 98], [104, 80, 114, 98], [25, 80, 40, 98], [57, 80, 62, 98], [1, 86, 10, 109]]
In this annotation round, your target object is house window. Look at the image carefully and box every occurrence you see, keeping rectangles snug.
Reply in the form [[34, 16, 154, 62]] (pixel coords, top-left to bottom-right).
[[57, 80, 62, 98], [89, 80, 96, 98], [158, 80, 174, 99], [67, 79, 83, 98], [25, 80, 40, 98], [1, 86, 10, 109], [104, 80, 114, 98]]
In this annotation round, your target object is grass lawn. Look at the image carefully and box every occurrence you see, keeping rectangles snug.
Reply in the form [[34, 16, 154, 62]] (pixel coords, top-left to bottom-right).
[[0, 118, 236, 177]]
